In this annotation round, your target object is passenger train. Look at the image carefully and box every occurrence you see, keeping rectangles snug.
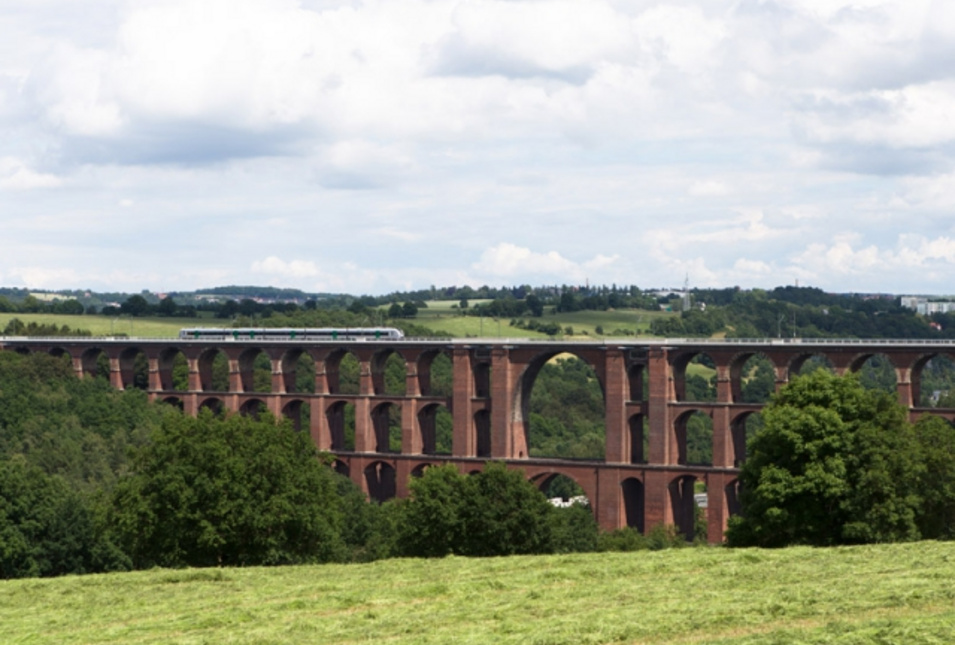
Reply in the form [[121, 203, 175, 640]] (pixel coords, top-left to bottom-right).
[[178, 327, 405, 341]]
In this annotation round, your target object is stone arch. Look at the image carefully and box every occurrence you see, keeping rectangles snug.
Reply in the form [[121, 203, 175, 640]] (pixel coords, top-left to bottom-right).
[[849, 352, 898, 394], [332, 459, 350, 478], [417, 403, 452, 455], [730, 410, 762, 467], [198, 397, 224, 415], [668, 474, 700, 541], [473, 360, 491, 398], [672, 351, 717, 402], [725, 478, 742, 517], [513, 351, 606, 460], [281, 399, 309, 432], [627, 414, 648, 464], [411, 463, 433, 478], [417, 349, 453, 397], [364, 461, 397, 502], [158, 347, 189, 391], [371, 402, 402, 453], [197, 348, 230, 392], [13, 347, 30, 355], [326, 400, 355, 451], [239, 398, 267, 419], [161, 396, 184, 411], [789, 353, 834, 378], [326, 349, 360, 395], [280, 348, 315, 394], [673, 409, 713, 466], [238, 347, 271, 393], [621, 478, 645, 532], [372, 349, 407, 396], [628, 362, 648, 401], [474, 409, 491, 457], [530, 472, 592, 508], [48, 346, 69, 359], [80, 347, 109, 380], [729, 351, 776, 403], [913, 353, 955, 407], [119, 346, 149, 390]]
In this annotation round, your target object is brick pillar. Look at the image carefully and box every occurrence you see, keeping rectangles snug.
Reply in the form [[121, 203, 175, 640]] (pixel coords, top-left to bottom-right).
[[706, 471, 731, 544], [109, 356, 123, 390], [490, 347, 513, 459], [596, 467, 623, 531], [604, 348, 628, 464], [452, 348, 473, 457], [271, 357, 285, 394], [228, 358, 242, 393], [403, 400, 421, 455], [647, 347, 672, 464], [643, 469, 671, 532], [148, 357, 162, 391], [71, 355, 84, 379], [354, 359, 374, 453], [711, 407, 731, 468], [405, 360, 421, 397], [310, 397, 331, 450], [896, 366, 913, 407], [396, 459, 413, 498], [188, 357, 201, 392]]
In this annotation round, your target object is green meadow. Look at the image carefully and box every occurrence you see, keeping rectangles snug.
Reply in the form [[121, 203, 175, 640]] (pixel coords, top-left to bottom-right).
[[413, 301, 675, 339], [3, 542, 955, 644], [0, 308, 681, 341], [0, 313, 191, 338]]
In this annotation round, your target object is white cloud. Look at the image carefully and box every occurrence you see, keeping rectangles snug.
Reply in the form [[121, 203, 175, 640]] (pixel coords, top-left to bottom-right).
[[471, 243, 616, 282], [0, 157, 61, 190], [251, 256, 320, 279]]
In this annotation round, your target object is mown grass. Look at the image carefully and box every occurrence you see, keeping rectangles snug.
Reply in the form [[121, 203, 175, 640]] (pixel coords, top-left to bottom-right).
[[3, 542, 955, 644]]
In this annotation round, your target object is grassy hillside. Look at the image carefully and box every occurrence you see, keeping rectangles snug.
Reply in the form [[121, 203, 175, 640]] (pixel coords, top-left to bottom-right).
[[3, 542, 955, 644], [0, 313, 191, 338]]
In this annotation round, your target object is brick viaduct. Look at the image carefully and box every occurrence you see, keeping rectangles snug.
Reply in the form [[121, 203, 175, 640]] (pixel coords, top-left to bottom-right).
[[3, 335, 954, 543]]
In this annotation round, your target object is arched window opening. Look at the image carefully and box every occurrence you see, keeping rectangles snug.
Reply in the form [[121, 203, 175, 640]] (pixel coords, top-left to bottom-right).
[[326, 401, 356, 451], [475, 410, 491, 457], [675, 410, 713, 466], [198, 349, 230, 392], [364, 462, 397, 503], [527, 354, 605, 460], [373, 350, 406, 396], [853, 353, 897, 395], [372, 402, 402, 453], [621, 478, 645, 533], [734, 353, 775, 403], [628, 414, 648, 464], [282, 399, 310, 433], [669, 475, 703, 542], [917, 355, 955, 407], [731, 412, 763, 467]]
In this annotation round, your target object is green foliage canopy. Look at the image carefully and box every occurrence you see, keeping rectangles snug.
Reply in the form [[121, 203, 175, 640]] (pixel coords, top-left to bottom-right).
[[727, 371, 924, 547]]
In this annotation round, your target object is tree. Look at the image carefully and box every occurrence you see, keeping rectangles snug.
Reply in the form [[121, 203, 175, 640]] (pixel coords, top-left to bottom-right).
[[727, 371, 922, 547], [120, 295, 150, 317], [112, 410, 345, 568], [396, 462, 555, 557]]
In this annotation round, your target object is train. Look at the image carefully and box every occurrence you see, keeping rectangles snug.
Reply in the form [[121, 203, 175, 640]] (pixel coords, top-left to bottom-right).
[[178, 327, 405, 341]]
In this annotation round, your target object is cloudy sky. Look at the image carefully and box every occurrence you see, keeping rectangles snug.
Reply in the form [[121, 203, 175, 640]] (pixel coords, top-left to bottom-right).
[[2, 0, 955, 295]]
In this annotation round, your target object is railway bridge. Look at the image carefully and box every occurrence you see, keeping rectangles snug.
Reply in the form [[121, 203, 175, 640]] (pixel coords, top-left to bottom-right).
[[3, 334, 954, 543]]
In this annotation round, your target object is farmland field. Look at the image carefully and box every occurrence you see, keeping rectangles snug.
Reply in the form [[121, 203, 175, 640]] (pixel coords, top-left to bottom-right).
[[0, 313, 194, 338], [2, 542, 955, 644]]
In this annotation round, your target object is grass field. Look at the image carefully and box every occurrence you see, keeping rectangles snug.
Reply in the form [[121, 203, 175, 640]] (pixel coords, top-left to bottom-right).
[[1, 306, 680, 341], [0, 314, 193, 338], [2, 542, 955, 644], [413, 302, 676, 339]]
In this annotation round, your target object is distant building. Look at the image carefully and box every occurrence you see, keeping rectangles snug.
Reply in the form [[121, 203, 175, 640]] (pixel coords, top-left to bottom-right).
[[900, 296, 955, 316]]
